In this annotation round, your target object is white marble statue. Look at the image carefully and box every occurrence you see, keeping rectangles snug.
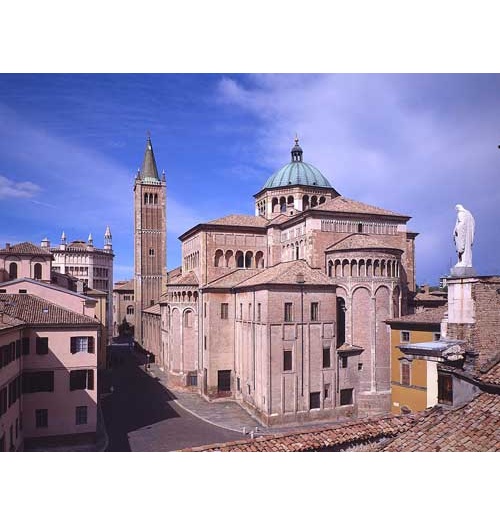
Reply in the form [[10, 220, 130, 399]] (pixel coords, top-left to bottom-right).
[[453, 204, 475, 267]]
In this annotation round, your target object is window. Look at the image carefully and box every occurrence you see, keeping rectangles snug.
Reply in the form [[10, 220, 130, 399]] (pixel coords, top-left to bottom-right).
[[187, 373, 197, 386], [0, 387, 7, 416], [433, 333, 441, 341], [310, 302, 319, 321], [35, 409, 48, 428], [340, 355, 348, 368], [75, 406, 88, 425], [204, 336, 207, 350], [239, 303, 243, 319], [358, 363, 363, 371], [69, 369, 94, 391], [257, 303, 261, 322], [340, 388, 353, 406], [217, 370, 231, 392], [23, 371, 54, 393], [18, 289, 27, 294], [9, 262, 18, 280], [22, 337, 30, 356], [236, 377, 241, 391], [284, 302, 293, 322], [184, 310, 193, 328], [36, 337, 49, 355], [220, 303, 229, 319], [8, 376, 21, 406], [34, 263, 42, 280], [310, 391, 320, 409], [248, 303, 252, 319], [126, 305, 134, 315], [401, 331, 410, 342], [149, 248, 155, 256], [438, 373, 453, 405], [283, 350, 293, 371], [324, 384, 330, 399], [322, 346, 331, 368], [70, 336, 95, 354], [401, 362, 411, 386], [15, 339, 21, 359]]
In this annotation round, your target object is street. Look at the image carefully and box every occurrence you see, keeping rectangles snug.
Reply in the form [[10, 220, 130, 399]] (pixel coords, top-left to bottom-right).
[[100, 347, 242, 451]]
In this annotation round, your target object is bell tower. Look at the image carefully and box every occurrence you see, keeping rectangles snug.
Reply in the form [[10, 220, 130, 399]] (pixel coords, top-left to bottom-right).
[[133, 135, 167, 346]]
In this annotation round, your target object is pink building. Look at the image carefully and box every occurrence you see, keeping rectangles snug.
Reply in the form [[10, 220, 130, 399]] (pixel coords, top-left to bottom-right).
[[154, 138, 417, 426], [0, 293, 99, 451], [0, 241, 104, 450]]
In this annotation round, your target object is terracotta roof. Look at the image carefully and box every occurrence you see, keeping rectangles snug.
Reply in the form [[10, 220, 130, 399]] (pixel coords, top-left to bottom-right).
[[268, 214, 292, 225], [172, 271, 199, 286], [386, 305, 447, 325], [207, 214, 268, 228], [477, 360, 500, 386], [378, 393, 500, 452], [143, 303, 161, 315], [167, 266, 182, 280], [235, 260, 334, 288], [315, 196, 409, 219], [0, 312, 24, 331], [0, 293, 99, 326], [182, 414, 417, 452], [414, 291, 447, 303], [205, 269, 261, 289], [113, 279, 134, 291], [0, 242, 52, 256], [326, 233, 404, 253]]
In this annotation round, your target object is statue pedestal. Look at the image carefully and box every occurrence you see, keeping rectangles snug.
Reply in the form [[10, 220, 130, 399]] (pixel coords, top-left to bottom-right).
[[450, 266, 477, 278]]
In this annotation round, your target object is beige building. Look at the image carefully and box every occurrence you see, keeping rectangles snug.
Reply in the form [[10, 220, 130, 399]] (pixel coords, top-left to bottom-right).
[[46, 229, 114, 342], [112, 279, 135, 337], [150, 138, 417, 426]]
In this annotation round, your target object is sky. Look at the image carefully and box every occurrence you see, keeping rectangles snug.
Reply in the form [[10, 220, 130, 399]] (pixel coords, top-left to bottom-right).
[[1, 73, 500, 284]]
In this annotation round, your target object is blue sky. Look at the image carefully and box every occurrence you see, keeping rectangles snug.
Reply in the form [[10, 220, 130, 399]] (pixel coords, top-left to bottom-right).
[[1, 73, 500, 284]]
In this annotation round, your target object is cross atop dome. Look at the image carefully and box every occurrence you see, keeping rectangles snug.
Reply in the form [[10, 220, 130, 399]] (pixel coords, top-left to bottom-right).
[[291, 135, 303, 163]]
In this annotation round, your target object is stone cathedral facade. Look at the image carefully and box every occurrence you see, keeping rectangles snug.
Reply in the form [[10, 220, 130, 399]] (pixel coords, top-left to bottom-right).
[[133, 138, 167, 346], [138, 138, 417, 426]]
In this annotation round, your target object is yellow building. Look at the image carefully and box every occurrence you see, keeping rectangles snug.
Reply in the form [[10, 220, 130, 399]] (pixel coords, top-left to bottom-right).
[[386, 306, 445, 414]]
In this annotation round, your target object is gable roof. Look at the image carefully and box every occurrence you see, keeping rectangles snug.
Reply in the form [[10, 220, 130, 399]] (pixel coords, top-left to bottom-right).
[[0, 242, 52, 257], [205, 269, 261, 289], [113, 279, 134, 291], [235, 260, 334, 288], [315, 196, 409, 219], [386, 305, 447, 326], [143, 303, 161, 315], [0, 293, 99, 326], [172, 271, 199, 286]]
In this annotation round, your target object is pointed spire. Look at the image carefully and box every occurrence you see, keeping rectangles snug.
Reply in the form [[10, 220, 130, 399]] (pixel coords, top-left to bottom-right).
[[291, 135, 303, 163], [105, 225, 112, 238], [87, 233, 93, 246], [61, 231, 66, 242], [161, 169, 166, 182], [104, 225, 112, 251], [138, 136, 160, 181]]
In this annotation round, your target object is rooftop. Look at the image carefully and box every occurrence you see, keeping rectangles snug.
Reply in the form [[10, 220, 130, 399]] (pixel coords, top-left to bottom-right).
[[326, 233, 404, 252], [315, 195, 409, 219], [0, 241, 52, 257], [113, 279, 134, 291], [386, 305, 447, 325], [207, 214, 269, 228], [0, 293, 99, 326]]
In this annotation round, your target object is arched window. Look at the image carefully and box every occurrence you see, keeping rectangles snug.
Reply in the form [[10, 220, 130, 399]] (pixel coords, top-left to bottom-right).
[[319, 196, 326, 205], [154, 193, 158, 205], [214, 249, 223, 267], [328, 260, 333, 277], [302, 195, 310, 210], [184, 310, 193, 328], [295, 244, 299, 260], [311, 196, 318, 208], [245, 251, 253, 268], [280, 197, 286, 213], [144, 193, 148, 205], [255, 251, 264, 269], [225, 250, 234, 268], [34, 263, 42, 280], [272, 197, 279, 213], [287, 195, 294, 207], [236, 251, 244, 268], [9, 262, 17, 280], [357, 223, 363, 233], [127, 305, 134, 315]]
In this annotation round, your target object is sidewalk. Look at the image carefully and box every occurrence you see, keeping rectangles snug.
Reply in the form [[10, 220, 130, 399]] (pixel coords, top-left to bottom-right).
[[146, 361, 262, 434], [145, 358, 348, 437]]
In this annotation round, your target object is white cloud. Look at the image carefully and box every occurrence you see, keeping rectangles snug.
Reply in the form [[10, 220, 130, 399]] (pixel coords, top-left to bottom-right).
[[0, 174, 41, 199]]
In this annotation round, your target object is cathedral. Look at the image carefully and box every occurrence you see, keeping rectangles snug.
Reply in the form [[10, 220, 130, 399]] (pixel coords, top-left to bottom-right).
[[134, 137, 417, 426]]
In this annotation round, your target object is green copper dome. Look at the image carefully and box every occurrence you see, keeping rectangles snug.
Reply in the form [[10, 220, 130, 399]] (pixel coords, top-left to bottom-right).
[[262, 138, 332, 190]]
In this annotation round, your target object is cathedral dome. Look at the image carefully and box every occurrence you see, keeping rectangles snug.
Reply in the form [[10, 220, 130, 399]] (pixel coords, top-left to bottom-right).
[[262, 138, 332, 190]]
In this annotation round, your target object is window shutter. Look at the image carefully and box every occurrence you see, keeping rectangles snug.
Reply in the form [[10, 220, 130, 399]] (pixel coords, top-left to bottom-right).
[[88, 337, 95, 354], [70, 337, 76, 354], [22, 337, 30, 356], [87, 370, 94, 390]]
